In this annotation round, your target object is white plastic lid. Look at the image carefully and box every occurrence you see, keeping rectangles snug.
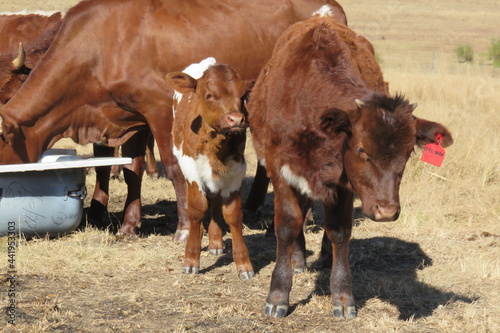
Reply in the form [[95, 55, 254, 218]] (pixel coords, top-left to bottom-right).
[[0, 149, 132, 173]]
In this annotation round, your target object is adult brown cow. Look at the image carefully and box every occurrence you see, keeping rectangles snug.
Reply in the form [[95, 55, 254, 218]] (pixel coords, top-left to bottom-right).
[[0, 12, 62, 102], [0, 11, 61, 52], [0, 0, 347, 240], [0, 12, 158, 236], [166, 58, 253, 279], [247, 17, 453, 318]]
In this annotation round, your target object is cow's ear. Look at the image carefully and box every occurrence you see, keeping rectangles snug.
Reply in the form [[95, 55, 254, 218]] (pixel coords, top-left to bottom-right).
[[320, 109, 351, 135], [244, 80, 255, 93], [415, 119, 453, 148], [165, 72, 197, 94], [241, 80, 255, 101], [0, 115, 19, 145]]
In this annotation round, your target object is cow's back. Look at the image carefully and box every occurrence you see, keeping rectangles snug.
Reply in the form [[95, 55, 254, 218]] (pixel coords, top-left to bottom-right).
[[56, 0, 346, 84], [249, 17, 386, 178], [0, 12, 61, 52], [0, 0, 347, 156]]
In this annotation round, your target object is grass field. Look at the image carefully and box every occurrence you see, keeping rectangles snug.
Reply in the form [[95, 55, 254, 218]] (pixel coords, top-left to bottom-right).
[[1, 0, 499, 332]]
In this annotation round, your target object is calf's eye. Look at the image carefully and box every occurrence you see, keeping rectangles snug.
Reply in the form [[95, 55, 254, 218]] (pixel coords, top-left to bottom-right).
[[357, 147, 369, 161], [205, 94, 215, 101]]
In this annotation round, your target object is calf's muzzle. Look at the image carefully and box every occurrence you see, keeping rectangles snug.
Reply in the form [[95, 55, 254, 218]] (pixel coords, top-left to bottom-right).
[[370, 204, 401, 222], [221, 111, 246, 131]]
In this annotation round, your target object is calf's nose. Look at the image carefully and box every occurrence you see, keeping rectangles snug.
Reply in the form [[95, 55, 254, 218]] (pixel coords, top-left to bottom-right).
[[224, 113, 245, 128], [373, 204, 400, 222]]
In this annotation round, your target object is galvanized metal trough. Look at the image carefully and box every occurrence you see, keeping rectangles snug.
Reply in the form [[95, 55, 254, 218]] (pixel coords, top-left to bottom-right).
[[0, 149, 131, 237]]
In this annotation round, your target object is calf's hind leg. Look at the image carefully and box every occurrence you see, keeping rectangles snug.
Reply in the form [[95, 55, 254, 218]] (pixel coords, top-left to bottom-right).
[[208, 195, 224, 255], [222, 191, 254, 280]]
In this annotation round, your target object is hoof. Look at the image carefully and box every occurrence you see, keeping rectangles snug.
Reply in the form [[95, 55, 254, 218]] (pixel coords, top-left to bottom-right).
[[182, 266, 199, 275], [293, 267, 305, 274], [238, 271, 255, 280], [332, 306, 357, 319], [264, 303, 288, 317], [173, 230, 189, 243], [147, 172, 160, 179], [118, 225, 137, 236], [209, 248, 224, 255], [110, 174, 122, 181], [114, 233, 139, 242]]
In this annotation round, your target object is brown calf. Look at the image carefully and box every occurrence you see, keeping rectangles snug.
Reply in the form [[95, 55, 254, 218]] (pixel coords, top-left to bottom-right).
[[248, 17, 453, 318], [166, 59, 254, 279]]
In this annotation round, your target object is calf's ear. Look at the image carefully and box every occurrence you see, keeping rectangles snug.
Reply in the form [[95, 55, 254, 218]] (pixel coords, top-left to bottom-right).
[[165, 72, 197, 94], [320, 109, 351, 135], [415, 119, 453, 148]]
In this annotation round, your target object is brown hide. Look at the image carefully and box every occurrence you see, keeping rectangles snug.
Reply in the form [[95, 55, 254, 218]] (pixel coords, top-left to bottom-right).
[[0, 0, 347, 156], [166, 63, 253, 278], [0, 0, 347, 237], [0, 12, 160, 236], [0, 12, 61, 52], [0, 13, 62, 104], [247, 17, 453, 318]]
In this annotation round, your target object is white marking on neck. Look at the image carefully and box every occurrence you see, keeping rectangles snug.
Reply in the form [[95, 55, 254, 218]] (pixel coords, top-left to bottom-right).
[[281, 164, 313, 197], [173, 144, 246, 198], [197, 155, 246, 198], [173, 144, 203, 191], [311, 5, 334, 17]]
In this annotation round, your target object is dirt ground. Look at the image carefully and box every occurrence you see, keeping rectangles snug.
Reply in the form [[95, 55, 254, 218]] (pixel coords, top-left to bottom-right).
[[1, 1, 499, 332]]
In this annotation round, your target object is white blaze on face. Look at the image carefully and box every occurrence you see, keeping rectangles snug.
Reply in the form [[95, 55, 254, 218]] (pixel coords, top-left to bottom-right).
[[172, 57, 217, 119], [182, 57, 216, 80], [173, 144, 246, 198], [311, 5, 334, 17], [280, 164, 313, 197]]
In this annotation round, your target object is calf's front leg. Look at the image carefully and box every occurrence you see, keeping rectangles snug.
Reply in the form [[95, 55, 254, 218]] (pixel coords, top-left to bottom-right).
[[265, 179, 303, 317], [183, 183, 208, 274], [323, 187, 356, 319]]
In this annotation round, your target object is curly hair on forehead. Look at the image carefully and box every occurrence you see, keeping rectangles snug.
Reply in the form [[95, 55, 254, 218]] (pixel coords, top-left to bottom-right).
[[365, 92, 411, 114]]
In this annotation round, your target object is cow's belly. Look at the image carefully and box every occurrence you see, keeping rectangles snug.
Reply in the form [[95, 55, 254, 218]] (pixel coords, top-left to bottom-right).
[[173, 145, 246, 198]]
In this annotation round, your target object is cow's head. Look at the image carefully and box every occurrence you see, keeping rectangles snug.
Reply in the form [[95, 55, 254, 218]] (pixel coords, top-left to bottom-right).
[[322, 93, 453, 222], [166, 64, 250, 134], [0, 43, 31, 104]]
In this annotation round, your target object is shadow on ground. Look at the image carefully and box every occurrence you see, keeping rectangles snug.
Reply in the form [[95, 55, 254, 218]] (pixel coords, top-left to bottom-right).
[[80, 177, 476, 321], [302, 236, 478, 320]]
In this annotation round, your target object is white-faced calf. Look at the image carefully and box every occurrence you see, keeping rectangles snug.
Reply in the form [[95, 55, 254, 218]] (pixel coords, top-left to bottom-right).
[[166, 59, 254, 280]]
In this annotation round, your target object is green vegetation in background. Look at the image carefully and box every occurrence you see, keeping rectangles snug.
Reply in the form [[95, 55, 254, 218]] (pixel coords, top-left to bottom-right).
[[487, 38, 500, 67], [454, 44, 474, 63]]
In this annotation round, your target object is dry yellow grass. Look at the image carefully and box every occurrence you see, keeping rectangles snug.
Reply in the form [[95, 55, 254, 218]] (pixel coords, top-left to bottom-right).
[[1, 0, 499, 332]]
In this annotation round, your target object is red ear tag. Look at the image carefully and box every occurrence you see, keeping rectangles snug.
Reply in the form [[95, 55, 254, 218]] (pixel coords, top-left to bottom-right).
[[421, 133, 446, 167]]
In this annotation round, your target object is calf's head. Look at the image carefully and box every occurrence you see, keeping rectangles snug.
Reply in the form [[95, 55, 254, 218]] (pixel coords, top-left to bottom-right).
[[166, 64, 249, 134], [323, 93, 453, 222]]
